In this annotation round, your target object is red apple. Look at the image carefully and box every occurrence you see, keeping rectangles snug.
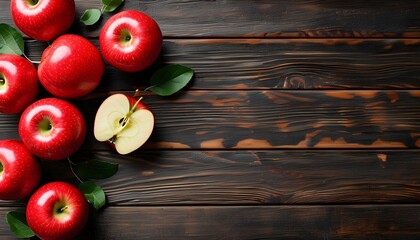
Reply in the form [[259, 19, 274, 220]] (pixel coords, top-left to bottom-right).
[[99, 10, 162, 72], [26, 181, 89, 240], [0, 54, 38, 114], [0, 140, 41, 200], [10, 0, 75, 41], [19, 97, 86, 160], [94, 93, 154, 154], [38, 34, 105, 99]]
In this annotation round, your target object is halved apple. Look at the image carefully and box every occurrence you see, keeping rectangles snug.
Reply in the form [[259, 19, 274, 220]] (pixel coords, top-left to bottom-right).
[[94, 93, 154, 154]]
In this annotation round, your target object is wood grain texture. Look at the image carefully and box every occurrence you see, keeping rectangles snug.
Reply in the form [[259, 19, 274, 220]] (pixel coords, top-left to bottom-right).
[[35, 150, 420, 205], [1, 205, 420, 239], [91, 205, 420, 239], [1, 0, 420, 38], [23, 39, 420, 90], [1, 90, 419, 150], [1, 150, 419, 207]]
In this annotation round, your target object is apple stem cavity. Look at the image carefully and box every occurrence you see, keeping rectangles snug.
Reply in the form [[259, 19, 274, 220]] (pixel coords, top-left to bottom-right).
[[120, 30, 133, 46], [54, 202, 69, 216], [0, 75, 5, 88], [59, 205, 68, 213], [27, 0, 39, 7], [38, 118, 53, 135]]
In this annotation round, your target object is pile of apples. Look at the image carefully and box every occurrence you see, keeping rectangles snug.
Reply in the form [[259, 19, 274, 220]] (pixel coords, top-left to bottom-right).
[[0, 0, 164, 239]]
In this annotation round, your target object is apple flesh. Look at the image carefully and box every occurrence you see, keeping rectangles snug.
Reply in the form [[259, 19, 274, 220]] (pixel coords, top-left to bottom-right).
[[38, 34, 105, 99], [19, 97, 86, 160], [10, 0, 75, 41], [99, 10, 162, 72], [94, 93, 154, 154], [0, 54, 38, 114], [0, 140, 41, 200], [26, 181, 89, 240]]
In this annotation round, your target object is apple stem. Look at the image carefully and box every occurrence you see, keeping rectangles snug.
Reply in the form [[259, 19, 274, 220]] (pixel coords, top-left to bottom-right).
[[22, 53, 40, 64], [67, 158, 84, 183], [143, 85, 157, 92], [59, 206, 68, 213], [130, 96, 143, 113]]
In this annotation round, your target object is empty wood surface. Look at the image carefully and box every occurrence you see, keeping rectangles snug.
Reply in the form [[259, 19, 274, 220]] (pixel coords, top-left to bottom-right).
[[1, 0, 420, 37], [0, 0, 419, 239]]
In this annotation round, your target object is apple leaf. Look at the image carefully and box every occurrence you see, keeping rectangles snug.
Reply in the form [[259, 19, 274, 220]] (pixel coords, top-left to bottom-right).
[[80, 9, 102, 26], [5, 211, 35, 238], [149, 64, 195, 96], [102, 0, 124, 12], [76, 160, 119, 180], [0, 23, 24, 55], [79, 181, 106, 210]]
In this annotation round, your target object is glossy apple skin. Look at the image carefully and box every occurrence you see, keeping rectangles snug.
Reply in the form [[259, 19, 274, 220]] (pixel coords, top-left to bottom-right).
[[0, 54, 38, 114], [26, 181, 89, 240], [18, 98, 86, 160], [100, 10, 162, 72], [10, 0, 75, 41], [0, 140, 41, 200], [38, 34, 105, 99]]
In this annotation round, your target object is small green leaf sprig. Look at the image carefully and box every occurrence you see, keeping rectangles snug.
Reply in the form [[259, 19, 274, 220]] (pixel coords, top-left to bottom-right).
[[147, 64, 195, 96], [69, 158, 119, 210], [80, 0, 124, 26]]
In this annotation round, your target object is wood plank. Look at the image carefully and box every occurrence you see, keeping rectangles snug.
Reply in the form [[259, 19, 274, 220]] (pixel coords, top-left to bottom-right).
[[2, 205, 419, 239], [1, 90, 419, 149], [91, 205, 420, 239], [1, 150, 414, 206], [1, 0, 420, 37], [24, 39, 420, 90]]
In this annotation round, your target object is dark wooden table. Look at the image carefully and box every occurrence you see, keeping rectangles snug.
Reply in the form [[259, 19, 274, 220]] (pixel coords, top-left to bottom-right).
[[1, 1, 420, 239]]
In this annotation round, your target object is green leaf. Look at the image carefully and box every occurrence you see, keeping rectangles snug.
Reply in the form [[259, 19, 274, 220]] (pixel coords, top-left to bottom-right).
[[5, 211, 35, 238], [102, 0, 124, 12], [80, 9, 102, 26], [79, 182, 106, 210], [149, 64, 195, 96], [76, 160, 119, 180], [0, 23, 24, 55]]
